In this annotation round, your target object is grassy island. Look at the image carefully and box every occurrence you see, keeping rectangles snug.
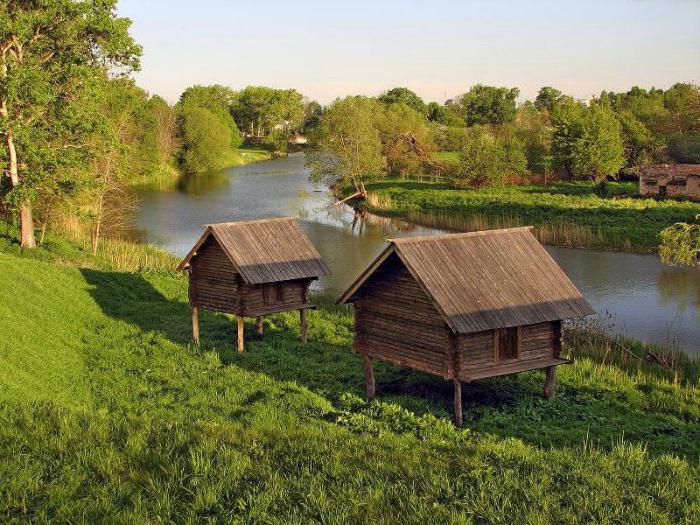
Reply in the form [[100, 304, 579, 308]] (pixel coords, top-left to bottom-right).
[[363, 180, 700, 253]]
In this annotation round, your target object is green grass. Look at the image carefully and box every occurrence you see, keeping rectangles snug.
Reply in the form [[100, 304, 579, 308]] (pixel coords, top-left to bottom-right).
[[0, 227, 699, 522], [226, 145, 273, 166], [433, 150, 461, 163], [363, 179, 700, 253]]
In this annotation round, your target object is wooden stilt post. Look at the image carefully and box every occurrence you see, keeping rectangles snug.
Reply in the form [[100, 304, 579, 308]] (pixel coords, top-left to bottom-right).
[[300, 308, 307, 344], [255, 316, 264, 337], [237, 317, 244, 353], [453, 379, 463, 428], [362, 353, 375, 398], [191, 306, 200, 344], [544, 366, 556, 399]]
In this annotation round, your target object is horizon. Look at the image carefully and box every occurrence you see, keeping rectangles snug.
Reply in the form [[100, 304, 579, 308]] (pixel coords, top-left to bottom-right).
[[117, 0, 700, 104]]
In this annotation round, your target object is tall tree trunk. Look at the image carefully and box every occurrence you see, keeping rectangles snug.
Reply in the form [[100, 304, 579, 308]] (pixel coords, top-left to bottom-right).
[[5, 128, 36, 248]]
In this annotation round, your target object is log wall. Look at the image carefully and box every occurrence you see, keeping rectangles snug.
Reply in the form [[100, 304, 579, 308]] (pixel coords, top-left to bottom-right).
[[188, 237, 312, 316], [457, 321, 559, 380], [354, 254, 450, 377], [189, 238, 240, 313]]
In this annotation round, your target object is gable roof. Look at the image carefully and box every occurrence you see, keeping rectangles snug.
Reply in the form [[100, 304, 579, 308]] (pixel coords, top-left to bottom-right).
[[177, 217, 330, 284], [337, 227, 594, 334]]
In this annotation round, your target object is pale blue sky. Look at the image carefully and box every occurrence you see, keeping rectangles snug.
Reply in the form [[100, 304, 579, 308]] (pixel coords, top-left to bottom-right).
[[117, 0, 700, 104]]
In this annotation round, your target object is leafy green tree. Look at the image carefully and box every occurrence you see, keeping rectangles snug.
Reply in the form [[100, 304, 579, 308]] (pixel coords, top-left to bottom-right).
[[455, 127, 526, 187], [460, 85, 520, 126], [0, 0, 141, 248], [231, 86, 304, 137], [534, 87, 563, 113], [178, 85, 241, 148], [378, 87, 427, 115], [302, 100, 324, 131], [308, 96, 385, 189], [180, 107, 233, 173], [427, 102, 465, 126], [615, 110, 656, 167], [572, 105, 625, 181], [668, 133, 700, 164], [551, 99, 586, 178], [377, 103, 437, 176], [508, 103, 553, 174]]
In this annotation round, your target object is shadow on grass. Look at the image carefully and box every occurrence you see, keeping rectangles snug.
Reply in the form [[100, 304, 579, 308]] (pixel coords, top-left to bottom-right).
[[80, 268, 193, 345]]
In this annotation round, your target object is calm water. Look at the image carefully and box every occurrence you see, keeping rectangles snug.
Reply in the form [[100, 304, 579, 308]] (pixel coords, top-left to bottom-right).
[[135, 153, 700, 353]]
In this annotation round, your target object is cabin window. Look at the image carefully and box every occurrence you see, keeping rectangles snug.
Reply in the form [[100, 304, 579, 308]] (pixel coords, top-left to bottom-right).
[[659, 185, 667, 196], [495, 327, 520, 361], [275, 284, 285, 301]]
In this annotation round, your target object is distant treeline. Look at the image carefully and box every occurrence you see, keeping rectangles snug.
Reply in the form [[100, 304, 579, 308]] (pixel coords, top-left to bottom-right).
[[309, 84, 700, 190]]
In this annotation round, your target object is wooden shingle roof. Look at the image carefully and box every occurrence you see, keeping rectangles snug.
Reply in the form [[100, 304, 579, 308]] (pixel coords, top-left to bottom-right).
[[338, 227, 594, 334], [177, 217, 330, 284]]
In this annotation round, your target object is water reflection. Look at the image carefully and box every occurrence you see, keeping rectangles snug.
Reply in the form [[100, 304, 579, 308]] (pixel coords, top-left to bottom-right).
[[134, 153, 700, 353]]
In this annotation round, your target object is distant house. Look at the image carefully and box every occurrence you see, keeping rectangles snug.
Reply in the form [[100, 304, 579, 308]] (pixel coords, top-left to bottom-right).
[[639, 164, 700, 200], [178, 218, 330, 352], [337, 227, 594, 426], [288, 134, 308, 145]]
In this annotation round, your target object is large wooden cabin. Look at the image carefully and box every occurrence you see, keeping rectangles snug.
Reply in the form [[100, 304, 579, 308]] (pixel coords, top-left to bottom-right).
[[337, 227, 594, 426], [178, 218, 330, 351]]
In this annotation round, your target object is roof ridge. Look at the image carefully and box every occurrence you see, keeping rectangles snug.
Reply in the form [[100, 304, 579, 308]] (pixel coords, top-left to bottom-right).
[[389, 226, 533, 244], [207, 217, 295, 227]]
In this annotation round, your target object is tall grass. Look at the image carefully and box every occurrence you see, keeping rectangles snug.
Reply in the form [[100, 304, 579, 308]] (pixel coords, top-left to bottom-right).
[[92, 238, 180, 272], [364, 180, 700, 253]]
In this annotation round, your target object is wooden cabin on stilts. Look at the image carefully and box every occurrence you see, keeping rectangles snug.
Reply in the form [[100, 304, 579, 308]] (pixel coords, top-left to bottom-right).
[[178, 218, 330, 351], [337, 227, 594, 427]]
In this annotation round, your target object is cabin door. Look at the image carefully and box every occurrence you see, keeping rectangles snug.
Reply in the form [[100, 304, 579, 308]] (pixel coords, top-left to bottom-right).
[[495, 327, 521, 362]]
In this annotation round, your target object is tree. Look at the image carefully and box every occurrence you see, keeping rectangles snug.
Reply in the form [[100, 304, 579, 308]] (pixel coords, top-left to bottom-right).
[[455, 127, 526, 187], [378, 87, 427, 115], [308, 96, 385, 189], [509, 103, 553, 174], [534, 87, 563, 113], [460, 85, 519, 126], [377, 103, 436, 176], [427, 102, 465, 126], [572, 104, 625, 181], [551, 99, 586, 178], [231, 86, 304, 137], [615, 110, 656, 167], [0, 0, 141, 248], [178, 85, 241, 148], [302, 100, 324, 131], [180, 107, 233, 173]]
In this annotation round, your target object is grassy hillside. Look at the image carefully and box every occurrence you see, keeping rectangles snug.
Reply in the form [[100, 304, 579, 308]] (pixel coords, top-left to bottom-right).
[[363, 180, 700, 253], [0, 231, 698, 522]]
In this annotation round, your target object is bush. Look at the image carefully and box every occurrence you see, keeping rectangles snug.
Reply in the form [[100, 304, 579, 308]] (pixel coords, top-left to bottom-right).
[[180, 107, 233, 173], [668, 133, 700, 164]]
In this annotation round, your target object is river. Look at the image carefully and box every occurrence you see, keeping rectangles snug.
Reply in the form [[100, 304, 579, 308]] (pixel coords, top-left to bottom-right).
[[134, 153, 699, 353]]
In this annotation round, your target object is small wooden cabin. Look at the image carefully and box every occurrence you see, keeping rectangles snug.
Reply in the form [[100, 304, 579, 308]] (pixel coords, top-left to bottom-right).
[[639, 164, 700, 200], [337, 227, 594, 426], [178, 218, 330, 351]]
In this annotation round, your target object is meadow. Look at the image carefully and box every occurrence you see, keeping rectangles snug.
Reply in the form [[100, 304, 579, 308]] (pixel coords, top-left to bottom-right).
[[363, 179, 700, 253], [0, 225, 698, 523]]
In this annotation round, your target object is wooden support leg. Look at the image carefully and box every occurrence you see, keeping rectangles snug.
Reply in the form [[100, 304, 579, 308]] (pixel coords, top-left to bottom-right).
[[544, 366, 556, 399], [362, 353, 375, 399], [237, 317, 244, 353], [255, 316, 264, 337], [191, 306, 200, 344], [300, 308, 307, 344], [453, 379, 463, 428]]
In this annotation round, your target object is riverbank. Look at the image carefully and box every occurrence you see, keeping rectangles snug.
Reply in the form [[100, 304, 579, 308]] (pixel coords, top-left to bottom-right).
[[361, 179, 700, 253], [0, 223, 698, 521], [133, 146, 274, 191]]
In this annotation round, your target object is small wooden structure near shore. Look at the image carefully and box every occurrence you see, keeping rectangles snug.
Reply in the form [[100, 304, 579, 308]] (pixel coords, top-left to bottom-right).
[[177, 218, 330, 351], [337, 227, 594, 426], [639, 164, 700, 200]]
